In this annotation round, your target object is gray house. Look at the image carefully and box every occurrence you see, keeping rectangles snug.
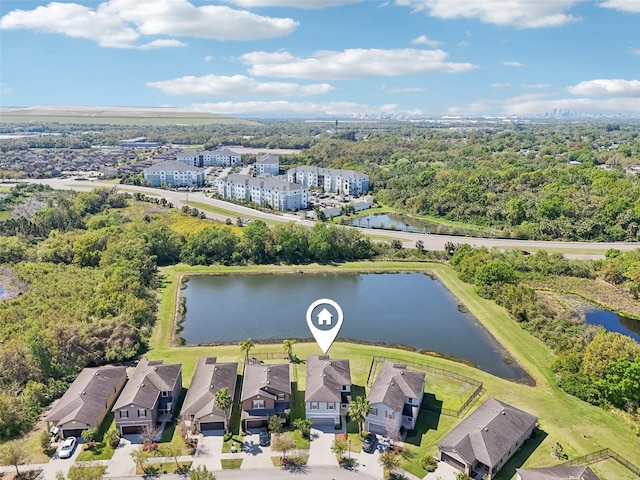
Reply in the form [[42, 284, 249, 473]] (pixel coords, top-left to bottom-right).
[[45, 366, 127, 439], [305, 355, 351, 426], [516, 466, 600, 480], [241, 363, 291, 430], [365, 361, 425, 438], [181, 357, 238, 433], [112, 359, 182, 435], [438, 397, 538, 479]]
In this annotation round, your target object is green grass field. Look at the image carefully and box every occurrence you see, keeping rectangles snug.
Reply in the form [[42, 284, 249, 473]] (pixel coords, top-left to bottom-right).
[[150, 261, 640, 479]]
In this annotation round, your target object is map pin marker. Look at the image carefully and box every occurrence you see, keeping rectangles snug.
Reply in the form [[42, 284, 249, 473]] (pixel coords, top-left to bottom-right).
[[306, 298, 344, 354]]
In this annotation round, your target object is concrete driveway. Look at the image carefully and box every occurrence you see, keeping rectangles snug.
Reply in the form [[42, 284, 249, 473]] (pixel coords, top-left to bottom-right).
[[308, 428, 339, 467], [38, 439, 84, 480], [240, 432, 273, 469], [105, 436, 138, 477], [192, 433, 224, 470]]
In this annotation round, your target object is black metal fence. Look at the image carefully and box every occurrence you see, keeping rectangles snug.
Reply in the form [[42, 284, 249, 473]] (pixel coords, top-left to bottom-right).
[[367, 356, 483, 417], [557, 448, 640, 477]]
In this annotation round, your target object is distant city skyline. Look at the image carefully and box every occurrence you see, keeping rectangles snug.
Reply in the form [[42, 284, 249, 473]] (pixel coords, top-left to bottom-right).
[[1, 0, 639, 118]]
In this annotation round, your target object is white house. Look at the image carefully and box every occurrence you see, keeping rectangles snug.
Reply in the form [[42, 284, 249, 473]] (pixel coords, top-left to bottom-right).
[[253, 154, 280, 176], [177, 148, 241, 168], [287, 166, 369, 196], [144, 161, 205, 187], [305, 355, 351, 426], [217, 174, 308, 211], [365, 362, 425, 438]]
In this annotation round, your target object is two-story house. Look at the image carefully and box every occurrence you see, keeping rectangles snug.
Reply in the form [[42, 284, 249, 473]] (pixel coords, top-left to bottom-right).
[[365, 361, 425, 438], [241, 363, 291, 430], [180, 357, 238, 433], [112, 359, 182, 435], [305, 355, 351, 427]]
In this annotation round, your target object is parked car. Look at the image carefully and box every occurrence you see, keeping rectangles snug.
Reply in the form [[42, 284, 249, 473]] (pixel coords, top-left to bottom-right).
[[58, 436, 77, 459], [259, 428, 271, 446], [362, 433, 377, 453]]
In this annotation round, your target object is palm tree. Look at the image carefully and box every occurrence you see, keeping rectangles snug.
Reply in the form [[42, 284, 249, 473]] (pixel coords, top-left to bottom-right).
[[348, 396, 372, 434], [240, 338, 254, 362], [214, 387, 232, 434], [282, 338, 296, 361]]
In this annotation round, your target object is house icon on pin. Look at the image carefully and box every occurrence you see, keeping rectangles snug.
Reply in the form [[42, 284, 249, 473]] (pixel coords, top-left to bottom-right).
[[317, 307, 333, 326]]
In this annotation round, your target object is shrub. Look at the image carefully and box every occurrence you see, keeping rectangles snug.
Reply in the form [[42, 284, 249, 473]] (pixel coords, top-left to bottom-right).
[[421, 455, 437, 472]]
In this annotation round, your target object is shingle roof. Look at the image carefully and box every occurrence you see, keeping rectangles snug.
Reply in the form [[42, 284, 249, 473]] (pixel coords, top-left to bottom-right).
[[145, 160, 204, 173], [112, 359, 181, 410], [305, 355, 351, 403], [241, 363, 291, 401], [438, 397, 538, 469], [181, 357, 238, 421], [46, 366, 127, 427], [367, 362, 425, 413], [516, 466, 600, 480]]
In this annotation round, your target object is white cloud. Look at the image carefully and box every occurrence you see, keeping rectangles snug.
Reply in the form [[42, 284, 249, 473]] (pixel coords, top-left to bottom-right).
[[491, 82, 511, 89], [382, 85, 428, 93], [0, 83, 13, 95], [502, 60, 524, 67], [567, 79, 640, 97], [503, 96, 640, 115], [191, 100, 423, 116], [138, 39, 186, 50], [241, 48, 477, 79], [631, 49, 640, 56], [521, 83, 551, 89], [599, 0, 640, 13], [394, 0, 581, 28], [222, 0, 362, 8], [457, 40, 470, 47], [410, 35, 441, 46], [146, 74, 334, 97], [204, 56, 214, 63], [0, 0, 298, 48]]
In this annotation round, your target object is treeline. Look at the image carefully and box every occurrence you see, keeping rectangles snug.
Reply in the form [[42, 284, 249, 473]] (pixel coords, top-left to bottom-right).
[[449, 245, 640, 414]]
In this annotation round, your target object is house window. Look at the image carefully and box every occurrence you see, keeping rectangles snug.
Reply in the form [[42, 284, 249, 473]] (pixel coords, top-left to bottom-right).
[[371, 408, 378, 416], [385, 411, 395, 419], [328, 403, 335, 410], [119, 411, 128, 419], [341, 385, 349, 391], [138, 409, 147, 418], [252, 400, 265, 409], [161, 391, 170, 397], [341, 403, 349, 409], [311, 402, 319, 410], [276, 394, 285, 401]]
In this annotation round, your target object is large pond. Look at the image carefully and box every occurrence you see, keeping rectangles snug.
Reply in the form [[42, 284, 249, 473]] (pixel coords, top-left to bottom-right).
[[180, 273, 529, 381], [585, 308, 640, 343], [349, 213, 498, 238]]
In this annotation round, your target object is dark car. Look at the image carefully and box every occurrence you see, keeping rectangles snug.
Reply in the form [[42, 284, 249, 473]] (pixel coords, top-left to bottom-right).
[[259, 428, 271, 446], [362, 433, 377, 453]]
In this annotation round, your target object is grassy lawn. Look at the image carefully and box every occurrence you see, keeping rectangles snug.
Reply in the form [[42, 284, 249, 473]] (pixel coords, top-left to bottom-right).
[[136, 462, 192, 475], [270, 455, 309, 467], [291, 430, 311, 450], [146, 261, 640, 480], [221, 435, 245, 453], [184, 201, 281, 226], [220, 458, 243, 469], [76, 443, 115, 461]]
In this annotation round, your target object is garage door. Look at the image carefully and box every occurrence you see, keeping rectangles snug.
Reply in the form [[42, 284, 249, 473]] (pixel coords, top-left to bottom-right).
[[441, 452, 465, 472], [246, 419, 267, 430], [311, 417, 335, 427], [62, 429, 84, 439], [367, 423, 387, 436], [200, 421, 224, 431], [121, 426, 142, 435]]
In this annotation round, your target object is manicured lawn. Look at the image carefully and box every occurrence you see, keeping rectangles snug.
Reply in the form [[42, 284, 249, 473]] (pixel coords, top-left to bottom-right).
[[136, 462, 191, 475], [270, 455, 309, 467], [221, 435, 245, 453], [220, 458, 243, 469], [185, 201, 281, 226], [291, 430, 310, 450], [76, 443, 115, 461], [148, 261, 640, 480]]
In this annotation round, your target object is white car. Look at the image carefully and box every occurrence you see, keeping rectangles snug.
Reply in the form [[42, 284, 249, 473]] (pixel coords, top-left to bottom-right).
[[58, 436, 77, 459]]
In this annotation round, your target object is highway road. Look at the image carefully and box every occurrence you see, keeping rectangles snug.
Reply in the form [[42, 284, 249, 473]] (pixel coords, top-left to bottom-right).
[[23, 178, 640, 259]]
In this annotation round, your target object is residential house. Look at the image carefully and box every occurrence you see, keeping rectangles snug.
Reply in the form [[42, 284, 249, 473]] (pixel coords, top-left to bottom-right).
[[287, 166, 369, 196], [253, 154, 280, 176], [516, 466, 600, 480], [438, 397, 538, 479], [217, 174, 308, 211], [45, 366, 127, 439], [241, 363, 291, 430], [143, 160, 205, 188], [305, 355, 351, 426], [112, 359, 182, 435], [180, 357, 238, 433], [365, 361, 425, 438]]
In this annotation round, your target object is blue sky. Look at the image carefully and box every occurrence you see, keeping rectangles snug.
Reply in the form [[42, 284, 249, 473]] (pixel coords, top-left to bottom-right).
[[1, 0, 639, 117]]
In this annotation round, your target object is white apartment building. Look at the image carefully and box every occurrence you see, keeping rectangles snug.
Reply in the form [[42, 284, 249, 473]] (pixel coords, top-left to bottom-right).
[[143, 161, 205, 187], [287, 166, 369, 196], [253, 154, 280, 176], [217, 174, 308, 211], [176, 148, 241, 168]]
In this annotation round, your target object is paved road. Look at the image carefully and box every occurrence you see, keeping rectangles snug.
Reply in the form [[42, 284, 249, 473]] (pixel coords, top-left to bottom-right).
[[22, 178, 640, 259]]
